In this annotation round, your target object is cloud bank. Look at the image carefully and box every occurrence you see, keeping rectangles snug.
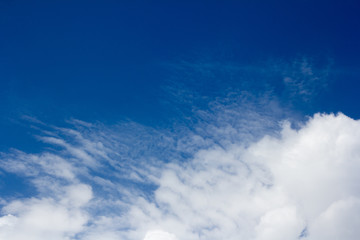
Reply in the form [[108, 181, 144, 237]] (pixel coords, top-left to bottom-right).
[[0, 56, 355, 240], [1, 112, 360, 240], [124, 113, 360, 240]]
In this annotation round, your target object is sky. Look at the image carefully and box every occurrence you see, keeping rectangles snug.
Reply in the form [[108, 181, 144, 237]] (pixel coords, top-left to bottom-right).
[[1, 1, 360, 239]]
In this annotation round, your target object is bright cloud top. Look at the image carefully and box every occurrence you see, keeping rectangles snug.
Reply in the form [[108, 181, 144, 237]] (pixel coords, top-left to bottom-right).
[[143, 230, 177, 240], [1, 113, 360, 240]]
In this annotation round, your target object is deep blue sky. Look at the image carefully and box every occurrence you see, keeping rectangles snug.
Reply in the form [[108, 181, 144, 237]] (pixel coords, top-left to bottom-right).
[[2, 2, 360, 239], [1, 0, 360, 151]]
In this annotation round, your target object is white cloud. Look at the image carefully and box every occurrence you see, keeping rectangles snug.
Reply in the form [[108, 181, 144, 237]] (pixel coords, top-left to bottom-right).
[[143, 230, 177, 240], [1, 113, 360, 240], [122, 113, 360, 240], [307, 197, 360, 240], [254, 206, 304, 240], [0, 184, 92, 240]]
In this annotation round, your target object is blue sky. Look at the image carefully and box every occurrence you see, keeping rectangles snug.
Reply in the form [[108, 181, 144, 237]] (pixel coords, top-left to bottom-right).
[[1, 1, 360, 240]]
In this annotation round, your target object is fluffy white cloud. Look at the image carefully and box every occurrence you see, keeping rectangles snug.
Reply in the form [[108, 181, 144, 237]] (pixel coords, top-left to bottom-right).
[[0, 184, 92, 240], [1, 113, 360, 240], [126, 113, 360, 240]]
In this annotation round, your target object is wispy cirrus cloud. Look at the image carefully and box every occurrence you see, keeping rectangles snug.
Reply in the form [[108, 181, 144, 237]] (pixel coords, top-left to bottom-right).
[[163, 56, 332, 112]]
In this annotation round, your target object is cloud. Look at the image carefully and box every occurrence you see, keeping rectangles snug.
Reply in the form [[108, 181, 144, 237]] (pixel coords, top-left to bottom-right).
[[123, 113, 360, 240], [164, 57, 332, 110], [1, 110, 360, 240], [0, 184, 92, 240], [279, 57, 332, 102], [143, 230, 177, 240]]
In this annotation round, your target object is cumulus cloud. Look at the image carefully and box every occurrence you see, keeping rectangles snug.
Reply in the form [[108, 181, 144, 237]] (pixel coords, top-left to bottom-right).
[[1, 111, 360, 240], [0, 184, 92, 240], [124, 113, 360, 240]]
